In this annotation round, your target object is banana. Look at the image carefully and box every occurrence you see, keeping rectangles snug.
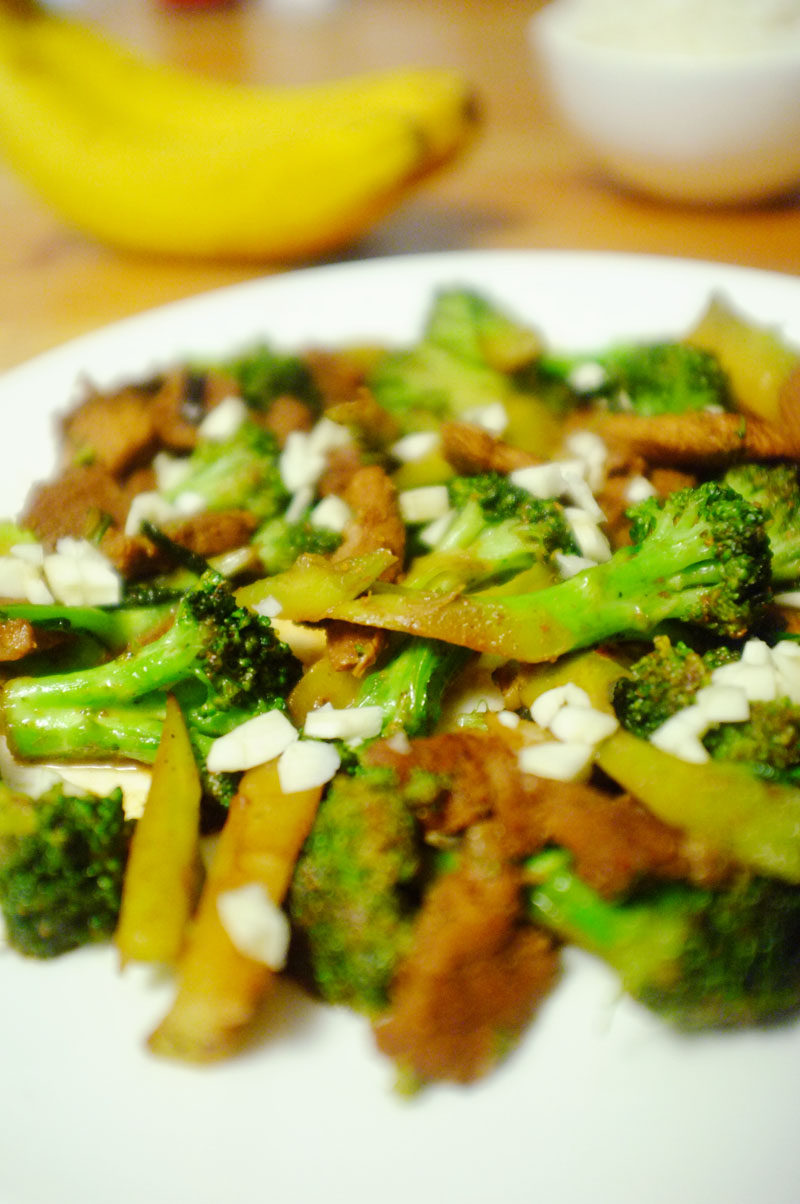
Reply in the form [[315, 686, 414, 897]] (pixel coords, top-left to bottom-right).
[[0, 1, 478, 260], [2, 4, 478, 167], [0, 36, 439, 260]]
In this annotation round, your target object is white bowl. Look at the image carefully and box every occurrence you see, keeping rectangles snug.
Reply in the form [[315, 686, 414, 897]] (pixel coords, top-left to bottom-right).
[[529, 0, 800, 205]]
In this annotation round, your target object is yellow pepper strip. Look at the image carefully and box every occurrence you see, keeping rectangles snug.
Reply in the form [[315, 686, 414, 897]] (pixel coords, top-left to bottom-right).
[[235, 549, 396, 621], [595, 734, 800, 885], [114, 694, 202, 967], [148, 761, 322, 1062]]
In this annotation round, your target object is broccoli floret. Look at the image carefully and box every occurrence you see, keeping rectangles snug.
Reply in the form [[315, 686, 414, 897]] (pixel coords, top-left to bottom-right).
[[352, 473, 569, 738], [355, 636, 473, 739], [613, 636, 800, 783], [329, 482, 772, 663], [1, 570, 302, 768], [702, 698, 800, 782], [723, 462, 800, 586], [421, 288, 541, 371], [613, 635, 738, 739], [252, 514, 342, 576], [369, 289, 540, 430], [161, 420, 288, 520], [536, 341, 732, 417], [289, 765, 429, 1014], [213, 343, 321, 412], [0, 780, 131, 958], [404, 471, 577, 593], [526, 848, 800, 1027]]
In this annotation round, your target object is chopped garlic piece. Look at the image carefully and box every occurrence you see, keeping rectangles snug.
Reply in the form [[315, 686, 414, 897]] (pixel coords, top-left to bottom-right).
[[461, 401, 509, 435], [197, 395, 247, 441], [206, 709, 298, 773], [125, 490, 179, 537], [530, 683, 591, 730], [253, 594, 283, 618], [649, 707, 711, 763], [0, 555, 53, 603], [623, 475, 658, 504], [566, 361, 608, 394], [277, 739, 340, 792], [390, 431, 440, 462], [153, 451, 192, 493], [303, 704, 384, 743], [510, 462, 568, 499], [497, 709, 521, 729], [564, 507, 612, 563], [279, 432, 326, 493], [548, 703, 619, 745], [741, 638, 772, 667], [694, 684, 750, 725], [554, 551, 596, 579], [563, 430, 608, 492], [418, 510, 455, 548], [309, 494, 351, 533], [398, 484, 451, 524], [43, 538, 121, 606], [216, 883, 290, 969], [518, 740, 594, 781], [9, 542, 44, 566], [710, 660, 778, 703]]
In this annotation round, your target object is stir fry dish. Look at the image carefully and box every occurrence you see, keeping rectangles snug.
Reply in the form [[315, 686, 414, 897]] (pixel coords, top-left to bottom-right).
[[2, 284, 800, 1089]]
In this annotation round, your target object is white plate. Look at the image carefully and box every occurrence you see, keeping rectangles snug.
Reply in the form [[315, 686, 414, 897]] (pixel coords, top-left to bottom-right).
[[1, 250, 799, 1204]]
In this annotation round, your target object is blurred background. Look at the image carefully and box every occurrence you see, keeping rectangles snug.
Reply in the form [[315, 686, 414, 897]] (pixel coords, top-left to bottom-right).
[[2, 0, 800, 372]]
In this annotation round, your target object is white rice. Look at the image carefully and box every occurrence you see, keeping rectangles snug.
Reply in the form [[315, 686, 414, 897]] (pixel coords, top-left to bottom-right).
[[564, 0, 800, 54]]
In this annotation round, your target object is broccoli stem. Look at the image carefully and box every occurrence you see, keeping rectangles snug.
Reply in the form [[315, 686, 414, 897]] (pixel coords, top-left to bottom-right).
[[328, 482, 769, 660], [525, 848, 692, 998], [0, 599, 177, 653], [355, 636, 473, 738], [4, 700, 166, 762], [2, 611, 206, 710], [329, 547, 730, 663]]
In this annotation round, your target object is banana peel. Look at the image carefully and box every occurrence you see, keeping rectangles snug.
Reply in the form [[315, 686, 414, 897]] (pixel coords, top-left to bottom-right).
[[0, 0, 480, 262]]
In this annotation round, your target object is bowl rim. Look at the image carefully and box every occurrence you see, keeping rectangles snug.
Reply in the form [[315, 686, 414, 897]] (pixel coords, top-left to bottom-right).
[[529, 0, 800, 73]]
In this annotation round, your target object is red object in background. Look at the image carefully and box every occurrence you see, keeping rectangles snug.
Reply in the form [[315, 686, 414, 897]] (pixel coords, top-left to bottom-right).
[[160, 1, 239, 8]]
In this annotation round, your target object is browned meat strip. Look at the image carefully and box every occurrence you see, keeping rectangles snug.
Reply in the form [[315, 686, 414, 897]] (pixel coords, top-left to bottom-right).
[[62, 387, 157, 477], [373, 855, 559, 1084], [23, 463, 131, 545], [327, 464, 407, 673], [594, 409, 800, 467], [440, 420, 541, 475]]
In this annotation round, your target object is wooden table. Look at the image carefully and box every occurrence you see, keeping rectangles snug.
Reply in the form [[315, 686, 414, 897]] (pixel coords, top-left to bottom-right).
[[2, 0, 800, 373]]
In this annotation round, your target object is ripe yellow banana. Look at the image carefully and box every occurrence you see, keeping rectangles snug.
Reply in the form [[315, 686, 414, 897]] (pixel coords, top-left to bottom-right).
[[2, 3, 477, 167], [0, 1, 479, 260]]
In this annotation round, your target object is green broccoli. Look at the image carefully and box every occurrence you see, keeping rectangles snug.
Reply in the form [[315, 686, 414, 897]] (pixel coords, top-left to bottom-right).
[[354, 636, 473, 739], [289, 765, 431, 1014], [613, 636, 800, 784], [369, 288, 540, 430], [214, 343, 321, 412], [703, 699, 800, 782], [251, 513, 342, 576], [160, 420, 288, 520], [612, 635, 737, 739], [350, 472, 569, 740], [0, 594, 180, 657], [0, 570, 301, 769], [404, 471, 577, 593], [526, 848, 800, 1028], [0, 779, 131, 958], [723, 462, 800, 586], [535, 340, 732, 417], [328, 481, 772, 663]]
